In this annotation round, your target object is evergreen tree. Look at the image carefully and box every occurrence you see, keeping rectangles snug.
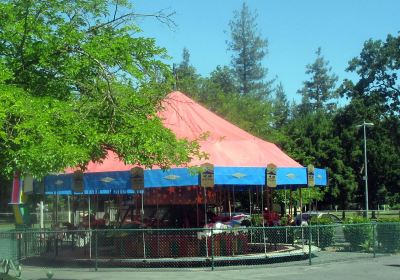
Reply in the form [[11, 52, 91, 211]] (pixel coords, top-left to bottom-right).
[[227, 2, 270, 98], [209, 65, 238, 94], [272, 83, 289, 129], [175, 47, 200, 96], [298, 48, 338, 112]]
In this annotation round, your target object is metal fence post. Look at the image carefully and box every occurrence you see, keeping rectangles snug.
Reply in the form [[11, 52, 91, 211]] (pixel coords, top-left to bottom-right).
[[17, 233, 21, 261], [372, 222, 376, 258], [211, 228, 215, 271], [95, 229, 98, 271], [24, 229, 27, 258], [308, 225, 312, 265]]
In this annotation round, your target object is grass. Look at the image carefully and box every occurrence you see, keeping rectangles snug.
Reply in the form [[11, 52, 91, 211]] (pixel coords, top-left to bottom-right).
[[321, 210, 400, 220]]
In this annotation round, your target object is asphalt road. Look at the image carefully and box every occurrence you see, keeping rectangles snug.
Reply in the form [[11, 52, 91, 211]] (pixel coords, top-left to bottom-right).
[[21, 255, 400, 280]]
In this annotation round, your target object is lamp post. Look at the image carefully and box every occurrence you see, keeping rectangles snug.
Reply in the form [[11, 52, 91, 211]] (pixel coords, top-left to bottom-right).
[[356, 121, 374, 219]]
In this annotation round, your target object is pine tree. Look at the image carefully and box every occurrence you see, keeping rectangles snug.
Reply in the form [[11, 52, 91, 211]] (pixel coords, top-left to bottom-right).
[[175, 48, 200, 96], [272, 83, 289, 129], [298, 48, 338, 111], [227, 3, 270, 98]]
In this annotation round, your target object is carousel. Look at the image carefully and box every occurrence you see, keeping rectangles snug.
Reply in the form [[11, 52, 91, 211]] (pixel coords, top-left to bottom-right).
[[26, 91, 327, 262]]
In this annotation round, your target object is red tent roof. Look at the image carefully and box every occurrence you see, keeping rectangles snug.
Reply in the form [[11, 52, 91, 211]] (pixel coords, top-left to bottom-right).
[[76, 91, 301, 172]]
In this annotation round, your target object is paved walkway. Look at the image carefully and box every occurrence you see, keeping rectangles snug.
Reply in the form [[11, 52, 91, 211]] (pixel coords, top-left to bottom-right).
[[21, 255, 400, 280]]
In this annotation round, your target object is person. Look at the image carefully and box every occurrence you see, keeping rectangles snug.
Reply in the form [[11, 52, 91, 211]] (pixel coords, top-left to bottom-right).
[[263, 208, 280, 226]]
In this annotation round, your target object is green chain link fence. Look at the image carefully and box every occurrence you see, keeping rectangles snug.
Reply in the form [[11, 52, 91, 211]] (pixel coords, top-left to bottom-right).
[[1, 223, 399, 272]]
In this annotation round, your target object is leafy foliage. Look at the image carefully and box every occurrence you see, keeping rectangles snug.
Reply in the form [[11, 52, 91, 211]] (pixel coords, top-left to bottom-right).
[[310, 217, 335, 249], [0, 0, 202, 178], [343, 217, 372, 251]]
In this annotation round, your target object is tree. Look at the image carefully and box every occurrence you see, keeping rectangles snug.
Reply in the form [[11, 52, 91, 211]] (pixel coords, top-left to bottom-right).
[[209, 65, 238, 94], [0, 0, 202, 178], [298, 48, 338, 112], [272, 83, 289, 129], [227, 2, 271, 98], [342, 34, 400, 116], [336, 34, 400, 207], [174, 47, 200, 97]]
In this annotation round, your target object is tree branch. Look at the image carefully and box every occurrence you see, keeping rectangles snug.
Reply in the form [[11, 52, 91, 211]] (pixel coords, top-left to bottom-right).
[[88, 9, 176, 33]]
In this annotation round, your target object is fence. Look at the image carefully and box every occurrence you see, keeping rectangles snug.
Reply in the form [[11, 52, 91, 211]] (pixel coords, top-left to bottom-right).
[[0, 223, 399, 272]]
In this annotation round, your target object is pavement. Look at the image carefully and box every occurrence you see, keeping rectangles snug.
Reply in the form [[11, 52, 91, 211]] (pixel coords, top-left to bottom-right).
[[18, 255, 400, 280]]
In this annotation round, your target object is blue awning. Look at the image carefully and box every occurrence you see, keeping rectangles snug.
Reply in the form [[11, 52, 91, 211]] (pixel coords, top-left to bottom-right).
[[39, 166, 328, 195]]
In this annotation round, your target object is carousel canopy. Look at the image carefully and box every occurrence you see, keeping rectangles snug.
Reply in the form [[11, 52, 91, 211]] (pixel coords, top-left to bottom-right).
[[39, 91, 327, 194]]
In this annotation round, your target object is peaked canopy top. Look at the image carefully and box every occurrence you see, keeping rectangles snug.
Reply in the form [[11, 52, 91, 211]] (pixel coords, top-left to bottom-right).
[[71, 91, 301, 173], [159, 91, 301, 168]]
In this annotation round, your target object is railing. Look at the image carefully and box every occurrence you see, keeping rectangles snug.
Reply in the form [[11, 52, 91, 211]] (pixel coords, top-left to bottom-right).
[[1, 223, 399, 271]]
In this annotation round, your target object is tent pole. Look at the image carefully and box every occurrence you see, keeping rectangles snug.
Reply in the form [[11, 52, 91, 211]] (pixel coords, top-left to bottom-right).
[[228, 190, 231, 219], [55, 190, 58, 226], [299, 187, 304, 250], [232, 186, 236, 213], [196, 187, 199, 228], [203, 187, 208, 258], [156, 190, 159, 227], [284, 186, 287, 216], [142, 190, 146, 259], [67, 195, 71, 224], [249, 188, 253, 243], [284, 186, 288, 243], [249, 189, 252, 221], [289, 188, 293, 217], [88, 195, 92, 259], [156, 190, 160, 257], [261, 185, 267, 257], [256, 186, 259, 212], [299, 188, 303, 220]]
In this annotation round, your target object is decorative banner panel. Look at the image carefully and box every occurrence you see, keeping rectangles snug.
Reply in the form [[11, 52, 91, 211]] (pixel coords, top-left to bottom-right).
[[214, 167, 265, 185], [276, 167, 307, 186], [131, 167, 144, 190], [315, 168, 328, 186], [266, 163, 277, 188], [72, 170, 84, 193], [307, 164, 315, 187], [44, 174, 73, 194], [84, 171, 130, 194], [144, 168, 198, 188], [200, 163, 214, 188], [34, 180, 45, 194], [23, 174, 34, 194]]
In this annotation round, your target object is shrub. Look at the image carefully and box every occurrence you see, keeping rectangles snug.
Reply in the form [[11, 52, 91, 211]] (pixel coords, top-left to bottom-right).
[[310, 216, 335, 249], [376, 218, 400, 253], [343, 217, 372, 251], [251, 215, 263, 226]]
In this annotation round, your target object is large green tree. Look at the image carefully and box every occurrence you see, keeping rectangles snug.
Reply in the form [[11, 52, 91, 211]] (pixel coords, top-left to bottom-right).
[[227, 2, 271, 98], [337, 33, 400, 208], [0, 0, 202, 178]]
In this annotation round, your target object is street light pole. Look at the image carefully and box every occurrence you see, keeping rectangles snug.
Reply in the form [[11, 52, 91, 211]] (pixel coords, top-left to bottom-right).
[[356, 121, 374, 219]]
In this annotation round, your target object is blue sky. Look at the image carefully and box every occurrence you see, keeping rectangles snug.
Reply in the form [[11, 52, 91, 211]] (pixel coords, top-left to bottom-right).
[[134, 0, 399, 102]]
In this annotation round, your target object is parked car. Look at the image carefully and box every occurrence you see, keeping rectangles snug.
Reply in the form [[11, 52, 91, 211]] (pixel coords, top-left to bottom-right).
[[294, 212, 342, 226], [212, 212, 251, 225]]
